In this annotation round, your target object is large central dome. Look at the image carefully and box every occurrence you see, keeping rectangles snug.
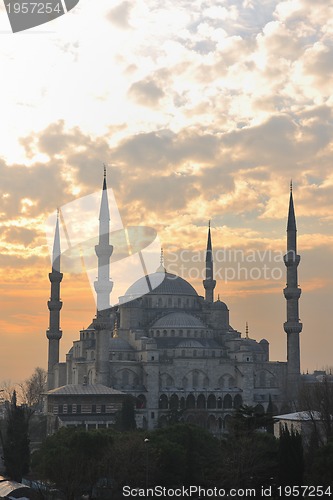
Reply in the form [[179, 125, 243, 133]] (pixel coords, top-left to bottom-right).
[[125, 271, 198, 298]]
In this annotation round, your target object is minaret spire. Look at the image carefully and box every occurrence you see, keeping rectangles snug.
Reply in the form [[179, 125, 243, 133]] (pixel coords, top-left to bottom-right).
[[203, 221, 216, 302], [46, 210, 63, 390], [283, 182, 302, 399], [94, 167, 113, 312], [93, 167, 114, 386]]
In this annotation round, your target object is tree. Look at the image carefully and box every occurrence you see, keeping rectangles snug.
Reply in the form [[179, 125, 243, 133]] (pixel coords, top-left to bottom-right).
[[115, 395, 136, 431], [20, 367, 47, 410], [0, 379, 17, 402], [2, 391, 30, 482], [278, 424, 304, 486], [31, 427, 114, 500], [221, 405, 279, 491], [309, 438, 333, 486]]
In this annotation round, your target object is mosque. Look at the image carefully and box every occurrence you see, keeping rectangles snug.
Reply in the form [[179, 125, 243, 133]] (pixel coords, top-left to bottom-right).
[[45, 174, 302, 431]]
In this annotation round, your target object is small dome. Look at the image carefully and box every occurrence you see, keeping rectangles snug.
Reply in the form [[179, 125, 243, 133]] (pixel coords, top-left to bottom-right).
[[124, 272, 198, 298], [241, 338, 266, 352], [153, 312, 206, 329], [212, 299, 228, 310], [109, 337, 134, 350]]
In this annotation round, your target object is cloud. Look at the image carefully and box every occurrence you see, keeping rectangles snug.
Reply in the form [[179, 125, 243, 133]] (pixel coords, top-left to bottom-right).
[[128, 79, 165, 106], [1, 227, 38, 246], [106, 1, 132, 29]]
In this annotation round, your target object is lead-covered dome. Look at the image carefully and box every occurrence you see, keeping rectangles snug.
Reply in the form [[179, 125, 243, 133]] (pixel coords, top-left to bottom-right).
[[125, 271, 198, 299]]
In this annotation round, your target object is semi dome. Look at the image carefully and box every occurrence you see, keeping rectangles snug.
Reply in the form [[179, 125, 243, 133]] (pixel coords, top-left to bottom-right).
[[153, 312, 205, 329], [109, 337, 134, 350], [125, 271, 198, 298]]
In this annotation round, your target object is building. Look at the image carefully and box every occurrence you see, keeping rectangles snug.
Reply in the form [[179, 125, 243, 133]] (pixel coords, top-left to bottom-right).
[[274, 411, 325, 447], [45, 383, 126, 434], [45, 175, 302, 431]]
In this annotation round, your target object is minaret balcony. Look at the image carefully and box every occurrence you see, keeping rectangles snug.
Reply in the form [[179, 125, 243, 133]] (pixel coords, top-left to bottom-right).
[[283, 253, 300, 267], [203, 279, 216, 290], [95, 244, 113, 258], [48, 271, 63, 282], [283, 287, 301, 300], [284, 321, 302, 335], [47, 300, 63, 311], [46, 328, 62, 340], [94, 282, 114, 297]]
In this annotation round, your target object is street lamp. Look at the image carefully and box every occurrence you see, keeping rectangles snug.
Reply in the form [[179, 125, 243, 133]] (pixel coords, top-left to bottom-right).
[[144, 438, 149, 489]]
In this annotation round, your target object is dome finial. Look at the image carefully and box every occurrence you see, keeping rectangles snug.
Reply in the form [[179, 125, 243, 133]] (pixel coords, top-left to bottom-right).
[[156, 247, 166, 273], [246, 321, 249, 339], [113, 317, 118, 338]]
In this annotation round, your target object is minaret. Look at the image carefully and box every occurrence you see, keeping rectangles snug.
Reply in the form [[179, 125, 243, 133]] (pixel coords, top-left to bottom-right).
[[94, 166, 113, 312], [93, 167, 113, 386], [283, 181, 302, 399], [203, 221, 216, 302], [46, 210, 63, 390]]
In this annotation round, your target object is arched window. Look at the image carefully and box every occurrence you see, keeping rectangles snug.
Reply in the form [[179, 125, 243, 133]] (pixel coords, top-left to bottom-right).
[[170, 394, 179, 410], [192, 371, 199, 387], [159, 394, 168, 409], [223, 394, 232, 409], [207, 394, 216, 409], [197, 394, 206, 409], [186, 394, 195, 409], [234, 394, 243, 409], [137, 394, 146, 409]]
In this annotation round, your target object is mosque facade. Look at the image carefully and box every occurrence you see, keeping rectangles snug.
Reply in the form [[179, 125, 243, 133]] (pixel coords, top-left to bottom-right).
[[46, 175, 302, 431]]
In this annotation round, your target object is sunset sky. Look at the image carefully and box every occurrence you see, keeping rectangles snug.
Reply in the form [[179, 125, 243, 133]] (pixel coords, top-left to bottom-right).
[[0, 0, 333, 383]]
